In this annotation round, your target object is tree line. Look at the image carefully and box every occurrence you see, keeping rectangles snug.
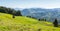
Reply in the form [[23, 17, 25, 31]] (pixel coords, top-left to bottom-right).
[[0, 6, 22, 16], [27, 15, 59, 27], [0, 6, 59, 27]]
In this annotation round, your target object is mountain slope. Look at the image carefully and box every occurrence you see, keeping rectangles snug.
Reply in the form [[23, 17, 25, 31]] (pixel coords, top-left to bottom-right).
[[21, 8, 60, 22], [0, 12, 60, 31]]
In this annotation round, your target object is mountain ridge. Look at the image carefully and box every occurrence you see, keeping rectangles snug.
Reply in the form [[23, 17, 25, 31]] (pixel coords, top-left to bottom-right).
[[21, 8, 60, 22]]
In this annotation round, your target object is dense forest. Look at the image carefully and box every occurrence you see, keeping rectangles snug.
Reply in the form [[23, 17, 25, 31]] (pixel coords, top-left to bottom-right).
[[0, 6, 22, 16]]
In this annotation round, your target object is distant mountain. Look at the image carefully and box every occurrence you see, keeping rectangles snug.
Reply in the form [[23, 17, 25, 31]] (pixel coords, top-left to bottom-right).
[[21, 9, 31, 16], [14, 8, 23, 10], [21, 8, 60, 22]]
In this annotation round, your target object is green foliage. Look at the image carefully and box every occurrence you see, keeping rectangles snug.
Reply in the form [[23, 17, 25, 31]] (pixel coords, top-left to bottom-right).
[[53, 18, 58, 27], [26, 16, 31, 18], [12, 15, 15, 18], [15, 10, 22, 16], [0, 6, 22, 16], [38, 18, 46, 21], [0, 13, 60, 31]]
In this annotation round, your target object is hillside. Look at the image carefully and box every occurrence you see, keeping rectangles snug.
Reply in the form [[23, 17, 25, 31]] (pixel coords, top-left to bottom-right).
[[0, 12, 60, 31], [21, 8, 60, 22]]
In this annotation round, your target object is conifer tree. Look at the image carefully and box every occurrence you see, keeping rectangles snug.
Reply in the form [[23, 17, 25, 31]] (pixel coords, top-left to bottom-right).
[[53, 18, 58, 27]]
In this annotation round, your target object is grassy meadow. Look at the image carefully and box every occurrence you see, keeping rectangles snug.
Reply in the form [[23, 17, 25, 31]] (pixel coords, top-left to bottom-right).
[[0, 12, 60, 31]]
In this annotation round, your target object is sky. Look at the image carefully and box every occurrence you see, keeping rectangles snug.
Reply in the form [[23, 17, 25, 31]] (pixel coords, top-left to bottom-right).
[[0, 0, 60, 9]]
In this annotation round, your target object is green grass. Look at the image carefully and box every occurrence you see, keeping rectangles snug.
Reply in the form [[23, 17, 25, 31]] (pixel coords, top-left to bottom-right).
[[0, 12, 60, 31]]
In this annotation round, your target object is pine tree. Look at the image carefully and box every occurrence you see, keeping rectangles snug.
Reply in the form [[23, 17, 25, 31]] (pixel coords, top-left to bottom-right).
[[53, 18, 58, 27], [38, 19, 40, 21]]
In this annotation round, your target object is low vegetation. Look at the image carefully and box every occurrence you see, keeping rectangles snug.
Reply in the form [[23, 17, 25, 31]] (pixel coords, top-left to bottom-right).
[[0, 13, 60, 31]]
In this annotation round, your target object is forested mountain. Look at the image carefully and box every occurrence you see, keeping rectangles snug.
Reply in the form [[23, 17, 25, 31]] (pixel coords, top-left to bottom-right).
[[21, 8, 60, 22]]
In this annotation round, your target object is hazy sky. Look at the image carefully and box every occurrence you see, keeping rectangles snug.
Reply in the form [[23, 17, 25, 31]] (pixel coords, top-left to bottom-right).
[[0, 0, 60, 9]]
